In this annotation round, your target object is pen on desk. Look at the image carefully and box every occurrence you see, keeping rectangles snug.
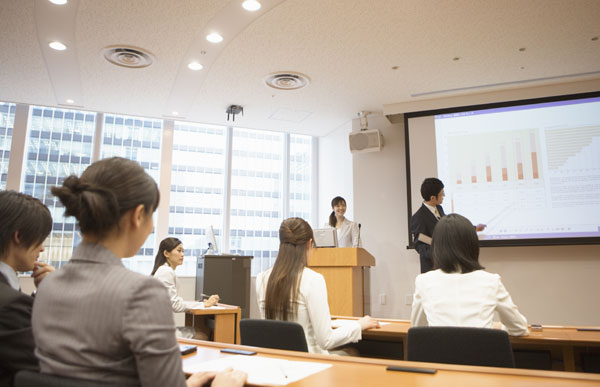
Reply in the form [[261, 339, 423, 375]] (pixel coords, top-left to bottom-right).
[[277, 363, 288, 379]]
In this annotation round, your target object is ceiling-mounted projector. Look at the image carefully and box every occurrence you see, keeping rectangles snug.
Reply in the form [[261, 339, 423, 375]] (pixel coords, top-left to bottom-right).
[[349, 129, 383, 153], [349, 110, 383, 153]]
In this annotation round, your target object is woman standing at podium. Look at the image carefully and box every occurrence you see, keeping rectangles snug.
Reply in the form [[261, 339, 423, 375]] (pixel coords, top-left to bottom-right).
[[326, 196, 360, 247], [257, 217, 379, 354]]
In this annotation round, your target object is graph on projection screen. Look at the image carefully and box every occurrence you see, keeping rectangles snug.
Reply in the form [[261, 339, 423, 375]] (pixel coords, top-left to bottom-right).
[[404, 92, 600, 246], [406, 92, 600, 246]]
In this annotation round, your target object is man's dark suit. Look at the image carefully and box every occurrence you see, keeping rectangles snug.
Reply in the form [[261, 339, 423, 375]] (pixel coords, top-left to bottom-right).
[[410, 203, 446, 273], [0, 273, 39, 387]]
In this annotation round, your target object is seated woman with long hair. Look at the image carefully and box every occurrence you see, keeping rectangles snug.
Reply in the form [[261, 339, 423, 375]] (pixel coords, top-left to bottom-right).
[[410, 213, 529, 336], [151, 237, 219, 339], [32, 157, 245, 387], [151, 237, 219, 312], [256, 217, 379, 354]]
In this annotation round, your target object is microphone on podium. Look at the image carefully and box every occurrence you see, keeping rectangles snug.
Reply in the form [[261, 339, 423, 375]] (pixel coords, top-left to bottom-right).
[[358, 223, 362, 247]]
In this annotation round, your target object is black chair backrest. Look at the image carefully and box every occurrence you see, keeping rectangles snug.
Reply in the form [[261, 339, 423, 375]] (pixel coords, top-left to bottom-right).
[[14, 370, 127, 387], [406, 326, 515, 368], [240, 318, 309, 352]]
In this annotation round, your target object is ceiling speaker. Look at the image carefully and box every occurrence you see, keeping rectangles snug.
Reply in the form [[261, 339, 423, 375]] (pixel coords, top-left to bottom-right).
[[349, 129, 383, 154]]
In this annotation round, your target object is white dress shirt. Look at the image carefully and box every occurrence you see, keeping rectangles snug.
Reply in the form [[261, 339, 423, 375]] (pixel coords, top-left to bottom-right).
[[325, 218, 360, 247], [256, 267, 362, 354], [153, 264, 203, 313], [411, 269, 529, 336], [423, 202, 441, 219]]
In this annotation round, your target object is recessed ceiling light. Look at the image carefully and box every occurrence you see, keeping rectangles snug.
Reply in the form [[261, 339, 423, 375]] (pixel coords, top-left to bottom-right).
[[48, 0, 68, 4], [172, 111, 179, 116], [188, 61, 203, 71], [242, 0, 261, 11], [49, 41, 67, 51], [452, 57, 460, 61], [519, 47, 526, 52], [65, 99, 74, 104], [206, 33, 223, 43]]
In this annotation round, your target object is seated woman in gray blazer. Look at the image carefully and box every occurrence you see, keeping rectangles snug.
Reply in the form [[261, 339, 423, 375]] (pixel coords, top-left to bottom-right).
[[410, 213, 529, 336], [32, 157, 245, 387]]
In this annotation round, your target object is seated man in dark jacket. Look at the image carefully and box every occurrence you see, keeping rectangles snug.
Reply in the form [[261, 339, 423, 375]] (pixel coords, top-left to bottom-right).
[[0, 190, 54, 386]]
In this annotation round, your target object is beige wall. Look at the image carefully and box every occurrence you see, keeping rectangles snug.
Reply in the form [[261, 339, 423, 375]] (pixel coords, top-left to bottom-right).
[[350, 79, 600, 325]]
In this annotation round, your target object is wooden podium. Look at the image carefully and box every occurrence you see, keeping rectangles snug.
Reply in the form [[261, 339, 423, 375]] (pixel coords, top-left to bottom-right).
[[307, 247, 375, 316]]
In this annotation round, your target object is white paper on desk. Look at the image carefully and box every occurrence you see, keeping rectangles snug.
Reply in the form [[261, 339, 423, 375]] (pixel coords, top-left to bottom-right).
[[189, 305, 227, 310], [182, 355, 331, 386], [331, 319, 390, 328]]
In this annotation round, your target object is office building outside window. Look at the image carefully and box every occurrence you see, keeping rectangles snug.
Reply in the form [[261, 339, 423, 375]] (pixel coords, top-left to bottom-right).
[[168, 122, 227, 276], [230, 128, 284, 275], [289, 134, 312, 220], [22, 106, 96, 267], [0, 102, 16, 190], [101, 114, 162, 274]]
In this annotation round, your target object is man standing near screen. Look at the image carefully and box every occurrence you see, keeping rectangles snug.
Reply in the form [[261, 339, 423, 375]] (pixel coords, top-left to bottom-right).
[[411, 178, 486, 273], [411, 178, 447, 273]]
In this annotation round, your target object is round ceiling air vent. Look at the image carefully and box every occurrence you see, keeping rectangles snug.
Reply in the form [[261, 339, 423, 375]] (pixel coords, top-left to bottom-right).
[[264, 72, 310, 90], [102, 46, 154, 68]]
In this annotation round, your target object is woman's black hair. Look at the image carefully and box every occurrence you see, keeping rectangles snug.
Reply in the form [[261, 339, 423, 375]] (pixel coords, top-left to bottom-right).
[[0, 190, 52, 259], [51, 157, 160, 238], [328, 196, 346, 227], [431, 213, 484, 273], [151, 237, 183, 275]]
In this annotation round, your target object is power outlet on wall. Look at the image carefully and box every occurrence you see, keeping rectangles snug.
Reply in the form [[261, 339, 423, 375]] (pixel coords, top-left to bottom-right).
[[379, 293, 387, 305], [405, 294, 413, 305]]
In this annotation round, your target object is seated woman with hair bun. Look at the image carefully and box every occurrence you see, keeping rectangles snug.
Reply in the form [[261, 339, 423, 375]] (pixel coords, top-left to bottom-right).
[[410, 213, 529, 336], [32, 157, 246, 387], [256, 217, 379, 355]]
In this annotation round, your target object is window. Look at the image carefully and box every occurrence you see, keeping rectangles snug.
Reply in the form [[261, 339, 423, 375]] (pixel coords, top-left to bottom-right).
[[23, 106, 96, 267], [101, 114, 163, 274], [289, 134, 313, 220], [6, 101, 315, 276], [229, 128, 284, 275], [0, 102, 16, 190], [168, 122, 226, 275]]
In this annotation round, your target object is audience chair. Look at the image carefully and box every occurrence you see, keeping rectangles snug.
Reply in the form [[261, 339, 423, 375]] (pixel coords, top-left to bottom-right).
[[240, 318, 309, 352], [14, 369, 132, 387], [406, 326, 516, 368]]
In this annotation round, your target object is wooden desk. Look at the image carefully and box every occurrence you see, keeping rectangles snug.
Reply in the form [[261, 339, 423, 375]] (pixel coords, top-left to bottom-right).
[[332, 316, 600, 372], [178, 338, 600, 386], [185, 304, 241, 344]]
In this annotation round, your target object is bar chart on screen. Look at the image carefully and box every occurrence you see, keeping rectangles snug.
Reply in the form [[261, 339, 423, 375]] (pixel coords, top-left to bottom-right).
[[445, 128, 542, 185]]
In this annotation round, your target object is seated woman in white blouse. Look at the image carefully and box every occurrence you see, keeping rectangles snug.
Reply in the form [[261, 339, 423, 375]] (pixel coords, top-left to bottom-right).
[[152, 237, 219, 311], [326, 196, 360, 247], [410, 213, 529, 336], [257, 217, 379, 354]]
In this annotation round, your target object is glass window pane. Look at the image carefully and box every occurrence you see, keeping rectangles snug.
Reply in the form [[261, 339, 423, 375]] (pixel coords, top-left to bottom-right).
[[101, 114, 163, 275], [289, 134, 312, 221], [168, 122, 227, 276], [22, 106, 96, 268], [0, 102, 16, 190], [230, 128, 283, 275]]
